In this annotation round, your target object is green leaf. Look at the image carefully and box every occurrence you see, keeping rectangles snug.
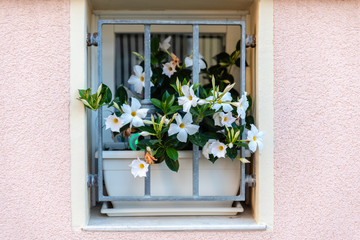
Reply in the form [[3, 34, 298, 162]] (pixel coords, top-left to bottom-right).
[[226, 147, 238, 160], [151, 36, 160, 54], [189, 133, 207, 147], [165, 155, 179, 172], [166, 148, 178, 161], [167, 105, 182, 115], [154, 148, 165, 163], [209, 154, 218, 163], [235, 142, 249, 149], [138, 126, 156, 134], [150, 98, 162, 109], [245, 116, 254, 129], [165, 94, 175, 109], [246, 95, 252, 111], [236, 40, 240, 51], [115, 86, 128, 105], [137, 139, 160, 150]]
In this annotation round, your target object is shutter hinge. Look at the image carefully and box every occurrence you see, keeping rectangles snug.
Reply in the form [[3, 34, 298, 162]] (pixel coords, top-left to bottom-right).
[[245, 174, 256, 187], [87, 174, 98, 188], [86, 33, 98, 47], [245, 34, 256, 48]]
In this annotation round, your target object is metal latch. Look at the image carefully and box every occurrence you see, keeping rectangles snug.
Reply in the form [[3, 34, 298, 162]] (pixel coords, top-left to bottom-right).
[[87, 174, 98, 188], [245, 174, 256, 187], [86, 33, 98, 47]]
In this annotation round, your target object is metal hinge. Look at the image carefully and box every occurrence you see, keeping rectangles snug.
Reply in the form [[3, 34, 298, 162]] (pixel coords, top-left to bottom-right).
[[87, 174, 98, 188], [245, 34, 256, 48], [245, 174, 256, 187], [86, 33, 98, 47]]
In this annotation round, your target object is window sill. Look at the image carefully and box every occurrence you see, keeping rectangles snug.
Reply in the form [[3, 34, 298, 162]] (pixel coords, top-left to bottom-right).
[[83, 205, 266, 231]]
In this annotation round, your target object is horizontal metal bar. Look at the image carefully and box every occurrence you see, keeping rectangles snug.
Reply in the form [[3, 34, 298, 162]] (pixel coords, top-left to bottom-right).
[[99, 195, 245, 202], [98, 19, 245, 26]]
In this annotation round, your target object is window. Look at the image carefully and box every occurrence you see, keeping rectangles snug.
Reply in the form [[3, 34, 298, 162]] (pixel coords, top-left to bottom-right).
[[72, 0, 274, 230]]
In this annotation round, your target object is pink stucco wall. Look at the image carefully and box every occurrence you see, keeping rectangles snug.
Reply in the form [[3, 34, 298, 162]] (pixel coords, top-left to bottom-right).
[[1, 0, 360, 239]]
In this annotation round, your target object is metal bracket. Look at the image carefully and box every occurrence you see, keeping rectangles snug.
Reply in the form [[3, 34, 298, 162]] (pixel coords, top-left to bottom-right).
[[245, 34, 256, 48], [87, 174, 98, 188], [86, 33, 98, 47], [245, 174, 256, 187]]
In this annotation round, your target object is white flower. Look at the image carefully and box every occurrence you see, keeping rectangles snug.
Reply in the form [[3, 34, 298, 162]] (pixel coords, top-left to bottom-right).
[[105, 114, 123, 132], [202, 139, 217, 159], [178, 85, 199, 112], [236, 92, 249, 119], [228, 143, 233, 148], [128, 65, 154, 94], [120, 97, 149, 128], [159, 36, 171, 51], [247, 124, 264, 153], [129, 157, 149, 178], [213, 112, 222, 126], [162, 62, 177, 78], [206, 91, 233, 112], [185, 53, 206, 69], [210, 140, 227, 159], [168, 112, 199, 142], [220, 112, 236, 127]]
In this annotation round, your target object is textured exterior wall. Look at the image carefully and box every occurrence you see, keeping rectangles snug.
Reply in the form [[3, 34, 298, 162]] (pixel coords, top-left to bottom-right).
[[1, 0, 360, 239]]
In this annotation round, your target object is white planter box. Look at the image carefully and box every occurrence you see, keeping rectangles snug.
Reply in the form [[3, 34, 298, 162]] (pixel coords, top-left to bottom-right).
[[100, 150, 243, 216]]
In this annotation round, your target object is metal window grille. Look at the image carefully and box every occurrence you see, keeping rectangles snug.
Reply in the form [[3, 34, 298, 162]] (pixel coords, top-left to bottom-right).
[[96, 20, 248, 203]]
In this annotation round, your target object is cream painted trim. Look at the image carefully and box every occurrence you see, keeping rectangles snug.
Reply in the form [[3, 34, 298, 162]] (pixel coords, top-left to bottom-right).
[[70, 0, 89, 230], [253, 0, 274, 230], [93, 10, 249, 20]]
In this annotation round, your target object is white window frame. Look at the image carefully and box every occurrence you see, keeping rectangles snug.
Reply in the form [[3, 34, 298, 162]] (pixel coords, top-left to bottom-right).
[[70, 0, 274, 231]]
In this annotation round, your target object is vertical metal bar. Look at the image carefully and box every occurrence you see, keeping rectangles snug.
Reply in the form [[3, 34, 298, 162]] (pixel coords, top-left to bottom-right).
[[144, 24, 151, 196], [240, 23, 246, 200], [97, 22, 104, 201], [192, 24, 200, 197], [141, 24, 153, 112], [145, 165, 151, 196]]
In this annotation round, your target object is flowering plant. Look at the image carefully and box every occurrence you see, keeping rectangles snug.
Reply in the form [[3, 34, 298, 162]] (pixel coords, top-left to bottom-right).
[[78, 36, 264, 176]]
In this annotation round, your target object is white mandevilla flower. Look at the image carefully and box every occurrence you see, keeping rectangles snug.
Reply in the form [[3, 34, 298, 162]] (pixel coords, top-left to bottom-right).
[[220, 112, 236, 127], [213, 112, 222, 126], [120, 97, 149, 128], [129, 157, 149, 178], [185, 53, 206, 69], [128, 65, 153, 94], [105, 113, 123, 132], [178, 85, 199, 112], [159, 36, 171, 51], [139, 131, 151, 136], [247, 124, 264, 153], [162, 62, 177, 78], [168, 112, 199, 142], [206, 91, 233, 113], [202, 139, 217, 159], [210, 140, 227, 159], [236, 91, 249, 119]]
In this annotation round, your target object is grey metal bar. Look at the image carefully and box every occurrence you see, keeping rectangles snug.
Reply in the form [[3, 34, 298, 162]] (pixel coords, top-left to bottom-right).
[[97, 22, 104, 202], [143, 25, 152, 196], [240, 23, 246, 199], [99, 195, 244, 202], [144, 25, 151, 101], [99, 20, 245, 26], [145, 165, 151, 196], [192, 24, 200, 197]]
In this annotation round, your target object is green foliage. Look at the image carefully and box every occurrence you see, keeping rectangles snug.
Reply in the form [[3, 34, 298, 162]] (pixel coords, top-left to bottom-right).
[[165, 155, 179, 172], [77, 83, 112, 111]]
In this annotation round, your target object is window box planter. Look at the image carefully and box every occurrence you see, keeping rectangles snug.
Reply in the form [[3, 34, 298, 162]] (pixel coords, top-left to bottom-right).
[[98, 150, 243, 216]]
